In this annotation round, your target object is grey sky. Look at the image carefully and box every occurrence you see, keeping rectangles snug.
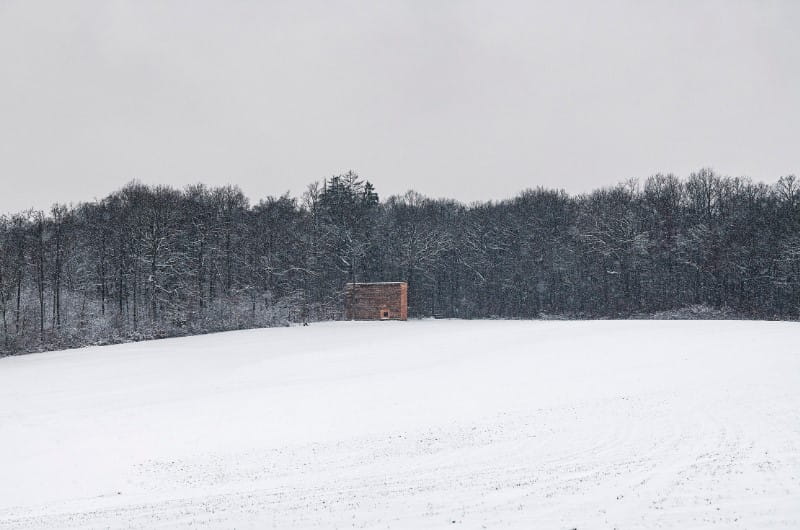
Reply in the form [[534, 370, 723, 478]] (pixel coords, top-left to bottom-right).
[[1, 0, 798, 213]]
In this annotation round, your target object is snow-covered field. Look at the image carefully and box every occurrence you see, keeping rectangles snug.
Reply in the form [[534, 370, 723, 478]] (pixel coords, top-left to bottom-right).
[[0, 320, 798, 529]]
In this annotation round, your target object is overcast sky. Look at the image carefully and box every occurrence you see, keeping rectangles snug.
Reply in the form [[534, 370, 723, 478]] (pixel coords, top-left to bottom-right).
[[1, 0, 798, 213]]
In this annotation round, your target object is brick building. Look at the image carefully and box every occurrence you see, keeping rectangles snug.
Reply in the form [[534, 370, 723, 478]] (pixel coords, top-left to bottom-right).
[[344, 282, 408, 321]]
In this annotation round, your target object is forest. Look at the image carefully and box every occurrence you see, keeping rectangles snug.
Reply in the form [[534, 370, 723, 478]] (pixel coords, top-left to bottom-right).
[[0, 169, 798, 355]]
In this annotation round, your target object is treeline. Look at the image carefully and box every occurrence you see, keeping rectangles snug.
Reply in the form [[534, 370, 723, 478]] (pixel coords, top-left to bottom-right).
[[1, 169, 798, 354]]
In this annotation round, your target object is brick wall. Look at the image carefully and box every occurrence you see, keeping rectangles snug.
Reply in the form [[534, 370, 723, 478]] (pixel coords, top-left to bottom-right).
[[344, 282, 408, 321]]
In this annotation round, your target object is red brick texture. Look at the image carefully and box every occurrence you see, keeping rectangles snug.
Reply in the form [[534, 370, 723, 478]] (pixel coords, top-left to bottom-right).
[[344, 282, 408, 321]]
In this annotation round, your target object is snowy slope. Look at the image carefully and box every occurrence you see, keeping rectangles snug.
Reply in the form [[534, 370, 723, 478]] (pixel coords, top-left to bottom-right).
[[0, 320, 798, 529]]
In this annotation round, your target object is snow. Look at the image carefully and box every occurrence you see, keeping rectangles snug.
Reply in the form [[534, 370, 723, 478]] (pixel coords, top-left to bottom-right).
[[0, 320, 798, 529]]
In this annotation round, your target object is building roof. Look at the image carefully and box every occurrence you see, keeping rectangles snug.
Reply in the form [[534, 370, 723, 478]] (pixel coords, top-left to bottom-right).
[[345, 282, 407, 286]]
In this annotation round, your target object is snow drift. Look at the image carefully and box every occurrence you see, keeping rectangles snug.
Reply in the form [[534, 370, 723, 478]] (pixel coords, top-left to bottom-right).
[[0, 320, 798, 528]]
